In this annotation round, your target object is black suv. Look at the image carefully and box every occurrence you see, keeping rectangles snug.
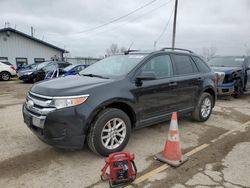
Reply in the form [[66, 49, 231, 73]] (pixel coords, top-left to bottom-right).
[[23, 48, 216, 156]]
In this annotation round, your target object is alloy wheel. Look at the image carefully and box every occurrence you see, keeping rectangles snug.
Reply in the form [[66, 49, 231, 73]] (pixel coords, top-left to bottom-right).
[[101, 118, 127, 150], [201, 97, 212, 118], [1, 72, 10, 81]]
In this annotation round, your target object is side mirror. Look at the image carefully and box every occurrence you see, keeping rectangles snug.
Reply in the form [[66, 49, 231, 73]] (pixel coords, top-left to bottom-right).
[[135, 71, 156, 86]]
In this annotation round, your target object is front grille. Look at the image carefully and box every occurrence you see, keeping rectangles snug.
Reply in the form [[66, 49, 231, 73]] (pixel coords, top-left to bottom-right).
[[26, 91, 56, 116], [223, 74, 232, 83], [215, 72, 225, 85]]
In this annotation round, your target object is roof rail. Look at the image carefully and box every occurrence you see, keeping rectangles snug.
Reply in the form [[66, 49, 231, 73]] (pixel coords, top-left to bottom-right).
[[160, 47, 194, 54], [124, 49, 140, 55]]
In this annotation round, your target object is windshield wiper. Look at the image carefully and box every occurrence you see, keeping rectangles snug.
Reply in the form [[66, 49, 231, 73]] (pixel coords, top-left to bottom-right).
[[82, 74, 109, 79]]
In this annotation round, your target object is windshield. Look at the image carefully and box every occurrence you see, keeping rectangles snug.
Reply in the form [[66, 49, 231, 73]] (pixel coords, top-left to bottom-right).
[[36, 61, 51, 70], [208, 57, 245, 67], [79, 55, 146, 78], [27, 64, 37, 69]]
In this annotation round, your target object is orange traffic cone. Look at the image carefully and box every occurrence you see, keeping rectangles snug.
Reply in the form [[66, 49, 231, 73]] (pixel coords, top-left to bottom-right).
[[155, 112, 188, 167]]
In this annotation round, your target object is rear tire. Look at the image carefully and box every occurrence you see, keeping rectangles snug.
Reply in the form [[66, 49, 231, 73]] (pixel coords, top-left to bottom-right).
[[87, 108, 131, 156], [192, 92, 213, 122], [0, 71, 11, 81]]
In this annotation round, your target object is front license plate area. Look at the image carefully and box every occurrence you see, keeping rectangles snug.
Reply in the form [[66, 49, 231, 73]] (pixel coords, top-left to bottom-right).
[[32, 116, 44, 128]]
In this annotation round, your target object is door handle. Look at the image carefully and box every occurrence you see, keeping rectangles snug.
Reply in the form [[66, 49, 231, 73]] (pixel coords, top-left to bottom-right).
[[169, 81, 177, 86]]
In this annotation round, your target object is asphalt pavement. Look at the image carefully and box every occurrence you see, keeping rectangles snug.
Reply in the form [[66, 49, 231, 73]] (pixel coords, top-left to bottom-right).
[[0, 79, 250, 188]]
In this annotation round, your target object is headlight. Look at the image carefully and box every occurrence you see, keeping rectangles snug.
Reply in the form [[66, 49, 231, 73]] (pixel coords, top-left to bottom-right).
[[24, 72, 33, 75], [50, 95, 89, 109]]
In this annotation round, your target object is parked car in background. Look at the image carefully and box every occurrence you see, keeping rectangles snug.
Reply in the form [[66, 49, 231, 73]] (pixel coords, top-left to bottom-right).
[[23, 48, 216, 156], [18, 61, 71, 83], [44, 64, 89, 80], [207, 56, 250, 97], [61, 64, 89, 77], [17, 63, 38, 72], [0, 60, 16, 81]]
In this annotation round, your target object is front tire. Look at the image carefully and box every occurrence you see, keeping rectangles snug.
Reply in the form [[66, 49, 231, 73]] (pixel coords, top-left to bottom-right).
[[87, 108, 131, 156], [192, 92, 213, 122], [0, 71, 11, 81]]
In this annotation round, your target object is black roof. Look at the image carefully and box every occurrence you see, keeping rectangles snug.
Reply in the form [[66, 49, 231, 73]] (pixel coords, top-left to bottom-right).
[[0, 27, 69, 53]]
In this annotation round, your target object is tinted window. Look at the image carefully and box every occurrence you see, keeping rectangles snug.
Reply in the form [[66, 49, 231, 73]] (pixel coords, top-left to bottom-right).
[[193, 57, 211, 73], [1, 61, 12, 66], [43, 63, 57, 72], [172, 55, 194, 75], [58, 63, 70, 68], [141, 55, 173, 78], [37, 62, 50, 69]]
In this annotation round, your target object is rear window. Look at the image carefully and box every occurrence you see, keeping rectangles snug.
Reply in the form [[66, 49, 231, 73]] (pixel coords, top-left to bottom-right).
[[172, 54, 195, 75], [1, 61, 12, 66], [58, 63, 71, 68], [193, 57, 211, 73]]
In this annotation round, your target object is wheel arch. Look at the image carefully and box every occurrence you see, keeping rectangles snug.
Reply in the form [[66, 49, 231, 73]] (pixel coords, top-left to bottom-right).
[[203, 87, 216, 107], [86, 100, 137, 134], [0, 71, 11, 80]]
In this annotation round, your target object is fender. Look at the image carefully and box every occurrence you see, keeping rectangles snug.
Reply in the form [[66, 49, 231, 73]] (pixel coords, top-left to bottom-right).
[[85, 98, 137, 132]]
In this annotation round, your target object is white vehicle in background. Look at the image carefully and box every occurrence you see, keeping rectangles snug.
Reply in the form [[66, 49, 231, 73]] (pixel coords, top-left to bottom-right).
[[0, 60, 17, 81]]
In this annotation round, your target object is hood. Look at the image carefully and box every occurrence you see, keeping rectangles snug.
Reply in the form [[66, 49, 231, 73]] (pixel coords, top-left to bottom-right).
[[30, 75, 113, 96], [211, 66, 242, 74], [18, 69, 36, 76]]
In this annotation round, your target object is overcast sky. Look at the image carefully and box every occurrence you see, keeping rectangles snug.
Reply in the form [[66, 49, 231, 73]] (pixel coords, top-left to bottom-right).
[[1, 0, 250, 57]]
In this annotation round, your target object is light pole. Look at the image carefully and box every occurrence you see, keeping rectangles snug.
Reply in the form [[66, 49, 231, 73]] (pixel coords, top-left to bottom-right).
[[172, 0, 178, 49]]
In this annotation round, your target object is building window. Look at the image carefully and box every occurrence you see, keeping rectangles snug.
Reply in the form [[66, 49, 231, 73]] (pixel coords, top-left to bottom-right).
[[0, 57, 8, 61], [34, 58, 45, 64], [16, 58, 28, 67], [51, 55, 59, 61]]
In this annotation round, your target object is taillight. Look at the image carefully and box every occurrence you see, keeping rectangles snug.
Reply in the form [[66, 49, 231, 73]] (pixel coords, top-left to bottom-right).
[[11, 66, 16, 71]]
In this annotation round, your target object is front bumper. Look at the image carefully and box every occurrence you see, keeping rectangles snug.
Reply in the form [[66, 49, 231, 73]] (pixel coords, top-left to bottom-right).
[[217, 82, 235, 95], [19, 75, 33, 81], [23, 102, 93, 149]]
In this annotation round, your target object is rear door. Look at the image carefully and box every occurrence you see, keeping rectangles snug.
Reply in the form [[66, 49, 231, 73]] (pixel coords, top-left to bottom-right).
[[170, 54, 203, 110]]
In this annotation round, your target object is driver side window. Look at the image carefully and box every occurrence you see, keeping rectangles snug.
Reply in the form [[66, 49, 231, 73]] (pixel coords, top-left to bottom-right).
[[141, 55, 173, 79]]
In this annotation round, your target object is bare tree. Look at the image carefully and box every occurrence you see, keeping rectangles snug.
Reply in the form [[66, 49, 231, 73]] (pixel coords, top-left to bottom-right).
[[202, 47, 217, 61], [106, 43, 120, 56]]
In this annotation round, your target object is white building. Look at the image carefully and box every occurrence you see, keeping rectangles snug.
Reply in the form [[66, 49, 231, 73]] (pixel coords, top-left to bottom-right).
[[0, 27, 68, 67]]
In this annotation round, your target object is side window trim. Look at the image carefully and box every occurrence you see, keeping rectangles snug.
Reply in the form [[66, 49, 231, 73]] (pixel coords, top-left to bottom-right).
[[192, 56, 211, 73], [189, 56, 200, 74]]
